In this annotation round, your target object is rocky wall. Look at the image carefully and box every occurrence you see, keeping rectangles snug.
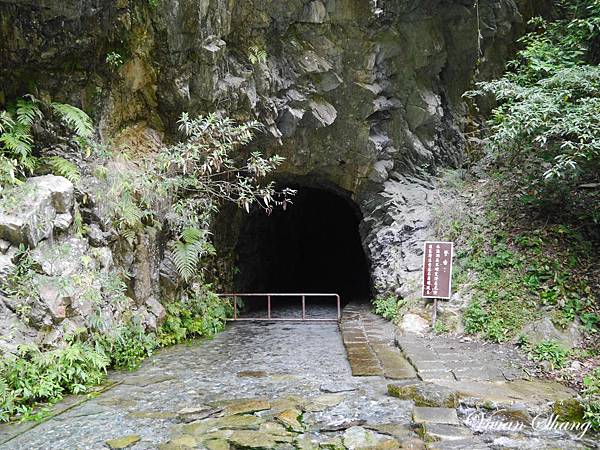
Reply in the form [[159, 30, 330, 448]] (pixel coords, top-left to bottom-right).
[[0, 0, 538, 328]]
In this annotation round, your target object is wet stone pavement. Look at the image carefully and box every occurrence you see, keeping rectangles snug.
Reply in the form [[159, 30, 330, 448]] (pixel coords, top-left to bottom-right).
[[0, 303, 598, 449]]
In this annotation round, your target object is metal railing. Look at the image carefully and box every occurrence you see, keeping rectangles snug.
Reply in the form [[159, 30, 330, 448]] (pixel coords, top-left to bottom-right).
[[216, 293, 341, 322]]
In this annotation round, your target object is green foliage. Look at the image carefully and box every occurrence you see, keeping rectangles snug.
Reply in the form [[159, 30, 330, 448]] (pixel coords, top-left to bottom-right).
[[583, 367, 600, 430], [372, 295, 400, 321], [0, 342, 109, 422], [455, 204, 596, 344], [0, 95, 92, 188], [150, 113, 294, 280], [93, 321, 157, 371], [44, 156, 81, 183], [469, 67, 600, 179], [529, 340, 569, 369], [432, 320, 449, 335], [99, 173, 156, 246], [464, 300, 488, 334], [248, 46, 268, 65], [461, 241, 537, 343], [106, 51, 124, 69], [0, 96, 40, 185], [158, 287, 231, 347], [50, 102, 94, 139], [172, 228, 214, 282], [0, 276, 231, 422], [465, 0, 600, 226]]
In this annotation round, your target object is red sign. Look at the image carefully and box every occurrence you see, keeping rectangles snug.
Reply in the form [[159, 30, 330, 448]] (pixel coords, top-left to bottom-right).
[[422, 242, 453, 299]]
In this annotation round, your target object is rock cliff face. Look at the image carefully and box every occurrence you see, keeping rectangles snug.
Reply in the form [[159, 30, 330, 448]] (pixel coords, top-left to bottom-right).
[[0, 0, 538, 329]]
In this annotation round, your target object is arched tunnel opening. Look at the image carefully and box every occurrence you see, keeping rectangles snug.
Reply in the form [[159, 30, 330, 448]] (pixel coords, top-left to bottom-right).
[[234, 185, 372, 315]]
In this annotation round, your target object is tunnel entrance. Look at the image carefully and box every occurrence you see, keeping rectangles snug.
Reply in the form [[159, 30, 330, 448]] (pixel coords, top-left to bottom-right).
[[234, 186, 372, 304]]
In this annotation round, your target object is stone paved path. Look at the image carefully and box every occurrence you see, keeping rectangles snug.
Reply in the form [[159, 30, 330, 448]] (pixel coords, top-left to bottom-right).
[[0, 303, 597, 449], [341, 304, 416, 379], [396, 333, 526, 383]]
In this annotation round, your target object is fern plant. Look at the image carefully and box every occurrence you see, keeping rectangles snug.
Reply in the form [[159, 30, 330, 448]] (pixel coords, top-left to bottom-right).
[[44, 156, 81, 182], [0, 96, 40, 186], [50, 103, 94, 139], [248, 46, 268, 65], [0, 95, 93, 188], [172, 227, 215, 281]]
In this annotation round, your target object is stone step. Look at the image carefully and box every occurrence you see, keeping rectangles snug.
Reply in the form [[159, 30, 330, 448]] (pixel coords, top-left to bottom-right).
[[340, 305, 416, 380], [412, 407, 460, 426]]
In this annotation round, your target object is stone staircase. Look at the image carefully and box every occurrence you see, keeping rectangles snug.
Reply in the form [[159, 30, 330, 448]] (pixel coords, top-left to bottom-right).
[[340, 303, 416, 379]]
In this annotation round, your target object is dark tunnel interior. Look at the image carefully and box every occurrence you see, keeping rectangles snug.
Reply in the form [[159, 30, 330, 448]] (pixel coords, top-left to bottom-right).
[[234, 186, 372, 306]]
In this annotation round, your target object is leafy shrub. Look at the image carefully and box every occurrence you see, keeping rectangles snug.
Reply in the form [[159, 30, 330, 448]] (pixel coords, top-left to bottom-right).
[[464, 300, 488, 334], [93, 321, 158, 371], [529, 340, 569, 369], [158, 287, 231, 346], [372, 296, 400, 321], [0, 342, 109, 422], [149, 113, 295, 281], [433, 320, 449, 335], [582, 368, 600, 430], [465, 1, 600, 232]]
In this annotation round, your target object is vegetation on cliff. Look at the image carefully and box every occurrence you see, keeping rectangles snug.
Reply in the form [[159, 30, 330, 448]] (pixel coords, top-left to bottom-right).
[[459, 0, 600, 428], [0, 102, 290, 421]]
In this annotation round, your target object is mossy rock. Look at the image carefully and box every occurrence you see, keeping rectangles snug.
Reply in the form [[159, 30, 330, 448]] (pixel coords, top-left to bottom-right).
[[105, 434, 141, 449], [387, 383, 459, 408], [552, 399, 585, 422], [318, 437, 345, 450]]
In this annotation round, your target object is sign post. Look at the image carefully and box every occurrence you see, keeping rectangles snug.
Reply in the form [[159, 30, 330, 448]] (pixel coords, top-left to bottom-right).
[[422, 241, 454, 327]]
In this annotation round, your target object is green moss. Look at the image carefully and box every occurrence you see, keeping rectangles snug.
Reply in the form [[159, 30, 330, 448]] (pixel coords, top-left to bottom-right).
[[552, 399, 585, 423], [387, 384, 458, 408]]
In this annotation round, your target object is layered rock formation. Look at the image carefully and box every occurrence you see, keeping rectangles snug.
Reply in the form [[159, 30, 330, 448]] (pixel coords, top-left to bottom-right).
[[0, 0, 543, 345]]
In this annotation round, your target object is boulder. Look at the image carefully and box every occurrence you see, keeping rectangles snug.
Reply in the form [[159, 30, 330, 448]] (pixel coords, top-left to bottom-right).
[[28, 175, 74, 213], [0, 185, 55, 247], [0, 239, 10, 253], [277, 107, 305, 137], [0, 300, 37, 356], [0, 252, 15, 279], [0, 175, 74, 247], [521, 316, 582, 349], [400, 313, 430, 334], [301, 99, 337, 128], [87, 223, 109, 247], [146, 297, 166, 323], [31, 237, 89, 277], [369, 160, 394, 183], [92, 246, 114, 272], [53, 213, 73, 231], [39, 318, 79, 347], [37, 278, 71, 322], [299, 1, 328, 23]]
